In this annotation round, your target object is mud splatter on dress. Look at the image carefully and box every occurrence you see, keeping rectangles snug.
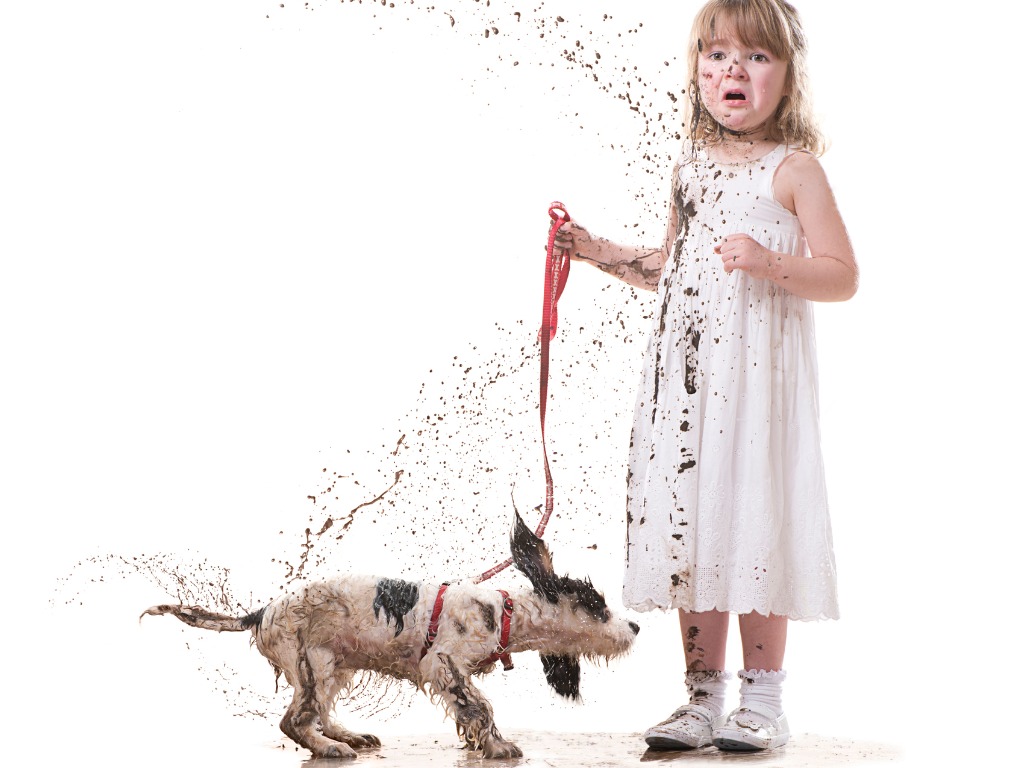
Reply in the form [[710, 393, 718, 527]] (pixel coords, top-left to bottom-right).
[[623, 142, 839, 621]]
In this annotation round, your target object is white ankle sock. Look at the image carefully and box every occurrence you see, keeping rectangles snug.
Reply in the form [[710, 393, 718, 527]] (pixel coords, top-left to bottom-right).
[[737, 668, 786, 717], [686, 670, 729, 717]]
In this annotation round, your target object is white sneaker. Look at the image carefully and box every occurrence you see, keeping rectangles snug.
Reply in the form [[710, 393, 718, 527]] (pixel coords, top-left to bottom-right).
[[643, 703, 721, 750], [711, 703, 790, 751]]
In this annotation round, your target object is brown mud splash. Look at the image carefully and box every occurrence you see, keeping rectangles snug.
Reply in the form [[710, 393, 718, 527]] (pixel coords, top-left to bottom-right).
[[283, 300, 650, 585], [57, 0, 690, 721]]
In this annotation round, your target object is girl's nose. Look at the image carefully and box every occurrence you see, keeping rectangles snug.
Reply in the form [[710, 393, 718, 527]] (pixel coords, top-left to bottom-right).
[[726, 59, 748, 79]]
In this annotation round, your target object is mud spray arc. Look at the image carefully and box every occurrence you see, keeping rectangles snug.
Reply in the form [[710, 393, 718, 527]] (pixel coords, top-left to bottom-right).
[[59, 0, 693, 720], [272, 0, 684, 584]]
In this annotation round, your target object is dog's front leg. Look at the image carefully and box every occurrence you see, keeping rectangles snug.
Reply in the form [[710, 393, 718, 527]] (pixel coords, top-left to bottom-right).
[[426, 653, 522, 759]]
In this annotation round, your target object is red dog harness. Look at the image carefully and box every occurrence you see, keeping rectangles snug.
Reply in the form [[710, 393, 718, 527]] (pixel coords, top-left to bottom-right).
[[420, 583, 514, 671]]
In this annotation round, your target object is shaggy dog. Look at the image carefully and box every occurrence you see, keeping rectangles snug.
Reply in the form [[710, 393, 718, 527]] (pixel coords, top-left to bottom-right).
[[142, 512, 639, 759]]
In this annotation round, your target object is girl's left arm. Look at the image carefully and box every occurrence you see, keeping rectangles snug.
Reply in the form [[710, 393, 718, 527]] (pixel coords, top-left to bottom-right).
[[718, 152, 858, 302]]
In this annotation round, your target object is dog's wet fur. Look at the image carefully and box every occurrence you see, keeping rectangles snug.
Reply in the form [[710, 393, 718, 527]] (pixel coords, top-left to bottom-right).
[[142, 512, 639, 759]]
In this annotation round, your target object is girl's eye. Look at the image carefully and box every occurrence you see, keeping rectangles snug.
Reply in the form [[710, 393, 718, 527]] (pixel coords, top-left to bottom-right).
[[750, 53, 769, 63], [709, 51, 727, 61]]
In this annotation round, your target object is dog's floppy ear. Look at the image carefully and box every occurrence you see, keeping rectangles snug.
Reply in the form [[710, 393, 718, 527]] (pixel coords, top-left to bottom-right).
[[510, 506, 559, 602], [540, 654, 581, 701]]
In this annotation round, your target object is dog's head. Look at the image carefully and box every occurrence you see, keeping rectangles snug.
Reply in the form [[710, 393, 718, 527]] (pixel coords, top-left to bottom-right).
[[509, 509, 639, 701]]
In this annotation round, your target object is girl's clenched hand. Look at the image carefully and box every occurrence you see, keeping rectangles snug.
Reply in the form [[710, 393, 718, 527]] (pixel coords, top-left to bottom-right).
[[715, 234, 781, 281]]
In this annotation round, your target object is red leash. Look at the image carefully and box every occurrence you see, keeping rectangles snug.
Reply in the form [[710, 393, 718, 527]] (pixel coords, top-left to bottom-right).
[[536, 201, 571, 538], [475, 202, 571, 583]]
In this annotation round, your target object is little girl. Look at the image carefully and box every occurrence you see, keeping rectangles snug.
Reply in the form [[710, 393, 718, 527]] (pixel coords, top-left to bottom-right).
[[556, 0, 857, 752]]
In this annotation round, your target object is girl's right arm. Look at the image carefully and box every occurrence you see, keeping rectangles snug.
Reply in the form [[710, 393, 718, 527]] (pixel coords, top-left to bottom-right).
[[554, 206, 675, 293]]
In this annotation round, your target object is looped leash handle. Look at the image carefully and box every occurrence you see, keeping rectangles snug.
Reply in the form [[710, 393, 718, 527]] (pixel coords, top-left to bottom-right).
[[541, 202, 572, 342]]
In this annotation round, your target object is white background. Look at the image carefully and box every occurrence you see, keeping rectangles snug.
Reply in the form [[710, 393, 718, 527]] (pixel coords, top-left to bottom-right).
[[2, 1, 1020, 765]]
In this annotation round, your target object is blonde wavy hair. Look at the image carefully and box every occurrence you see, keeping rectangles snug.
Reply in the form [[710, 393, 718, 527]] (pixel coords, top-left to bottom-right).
[[685, 0, 825, 155]]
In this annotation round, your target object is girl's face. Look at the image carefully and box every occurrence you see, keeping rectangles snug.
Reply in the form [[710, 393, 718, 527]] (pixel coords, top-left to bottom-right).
[[697, 32, 789, 139]]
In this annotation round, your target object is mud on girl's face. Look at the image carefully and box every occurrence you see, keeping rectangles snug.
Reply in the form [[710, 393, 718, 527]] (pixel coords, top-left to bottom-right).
[[696, 27, 789, 137]]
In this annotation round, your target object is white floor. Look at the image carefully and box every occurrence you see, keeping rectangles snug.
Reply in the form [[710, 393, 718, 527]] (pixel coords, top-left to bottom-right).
[[293, 731, 902, 767]]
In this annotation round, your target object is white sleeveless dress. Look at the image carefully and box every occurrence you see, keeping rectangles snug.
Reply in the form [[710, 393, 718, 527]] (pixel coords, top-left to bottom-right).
[[622, 143, 839, 621]]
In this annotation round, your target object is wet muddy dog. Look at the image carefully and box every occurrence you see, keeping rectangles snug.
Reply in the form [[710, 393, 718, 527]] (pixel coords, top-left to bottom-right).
[[143, 512, 638, 759]]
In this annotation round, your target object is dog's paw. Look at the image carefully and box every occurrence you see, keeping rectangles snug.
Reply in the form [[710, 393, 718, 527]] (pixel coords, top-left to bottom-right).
[[349, 733, 381, 748], [483, 740, 523, 759], [320, 725, 381, 749], [314, 743, 358, 759]]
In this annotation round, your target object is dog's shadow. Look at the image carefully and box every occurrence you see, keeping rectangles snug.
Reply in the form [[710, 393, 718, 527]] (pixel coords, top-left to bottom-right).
[[298, 738, 527, 767]]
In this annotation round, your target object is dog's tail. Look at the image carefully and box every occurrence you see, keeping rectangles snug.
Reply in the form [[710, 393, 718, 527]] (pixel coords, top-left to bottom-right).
[[140, 604, 266, 633]]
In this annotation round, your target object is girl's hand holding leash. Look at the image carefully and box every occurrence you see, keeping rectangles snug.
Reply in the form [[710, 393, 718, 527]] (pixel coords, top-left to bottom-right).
[[553, 221, 593, 261], [716, 234, 781, 281]]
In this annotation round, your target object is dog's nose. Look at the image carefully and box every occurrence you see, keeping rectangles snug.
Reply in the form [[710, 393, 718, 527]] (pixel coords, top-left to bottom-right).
[[628, 621, 640, 635]]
